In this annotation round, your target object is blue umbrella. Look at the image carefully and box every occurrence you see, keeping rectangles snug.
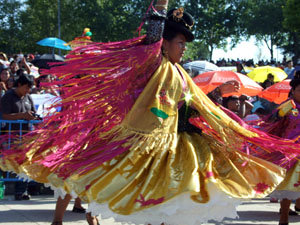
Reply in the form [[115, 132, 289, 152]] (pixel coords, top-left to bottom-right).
[[37, 37, 71, 50]]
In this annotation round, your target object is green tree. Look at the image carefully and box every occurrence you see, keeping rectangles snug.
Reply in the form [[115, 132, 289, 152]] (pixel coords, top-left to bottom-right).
[[282, 0, 300, 60], [18, 0, 164, 53], [20, 0, 59, 53], [0, 0, 23, 54], [283, 0, 300, 32], [184, 0, 242, 60], [241, 0, 287, 61], [183, 41, 210, 61]]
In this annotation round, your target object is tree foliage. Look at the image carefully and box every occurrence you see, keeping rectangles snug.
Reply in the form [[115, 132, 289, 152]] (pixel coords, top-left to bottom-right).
[[0, 0, 299, 61], [281, 0, 300, 60], [0, 0, 23, 53], [283, 0, 300, 32], [240, 0, 287, 60], [183, 41, 210, 61], [1, 0, 155, 54], [184, 0, 242, 60]]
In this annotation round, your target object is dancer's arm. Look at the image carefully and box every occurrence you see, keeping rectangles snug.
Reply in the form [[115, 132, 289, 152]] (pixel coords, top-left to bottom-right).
[[144, 0, 168, 44]]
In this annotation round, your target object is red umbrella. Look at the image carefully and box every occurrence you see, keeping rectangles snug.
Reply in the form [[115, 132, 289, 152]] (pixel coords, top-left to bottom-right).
[[258, 79, 291, 104], [192, 71, 263, 96]]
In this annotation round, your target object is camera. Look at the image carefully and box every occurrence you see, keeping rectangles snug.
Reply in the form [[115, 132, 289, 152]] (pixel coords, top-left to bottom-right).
[[32, 112, 43, 120]]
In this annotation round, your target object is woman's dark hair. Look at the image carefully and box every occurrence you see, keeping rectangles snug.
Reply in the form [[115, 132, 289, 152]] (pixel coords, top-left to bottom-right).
[[222, 95, 239, 108], [267, 73, 274, 79], [255, 107, 268, 115], [16, 68, 26, 77], [15, 74, 34, 88]]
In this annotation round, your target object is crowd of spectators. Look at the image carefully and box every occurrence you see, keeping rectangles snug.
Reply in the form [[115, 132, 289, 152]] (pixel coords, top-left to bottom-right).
[[0, 52, 59, 116], [213, 56, 292, 70], [182, 56, 300, 122], [0, 52, 59, 200], [183, 56, 298, 78], [0, 52, 89, 221]]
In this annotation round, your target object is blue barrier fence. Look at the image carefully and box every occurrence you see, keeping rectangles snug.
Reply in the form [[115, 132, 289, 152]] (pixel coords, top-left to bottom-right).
[[0, 119, 42, 182]]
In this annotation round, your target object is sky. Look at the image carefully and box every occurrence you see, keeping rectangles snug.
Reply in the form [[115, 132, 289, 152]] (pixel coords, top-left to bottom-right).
[[212, 37, 284, 63]]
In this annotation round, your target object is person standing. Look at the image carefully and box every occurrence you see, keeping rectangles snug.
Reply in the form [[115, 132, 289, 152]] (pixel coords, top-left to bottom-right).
[[1, 74, 37, 200], [285, 60, 294, 79]]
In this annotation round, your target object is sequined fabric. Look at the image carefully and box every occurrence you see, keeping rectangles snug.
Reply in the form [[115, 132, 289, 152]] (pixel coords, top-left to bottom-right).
[[144, 10, 166, 45]]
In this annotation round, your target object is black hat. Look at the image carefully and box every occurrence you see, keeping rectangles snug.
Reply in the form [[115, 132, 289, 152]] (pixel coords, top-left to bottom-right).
[[165, 8, 195, 42]]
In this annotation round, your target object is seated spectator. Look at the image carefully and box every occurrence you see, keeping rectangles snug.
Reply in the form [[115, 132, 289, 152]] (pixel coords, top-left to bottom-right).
[[240, 94, 254, 117], [223, 94, 253, 118], [0, 74, 40, 200], [261, 73, 274, 89], [254, 107, 268, 118], [223, 95, 241, 114], [243, 107, 268, 127], [1, 74, 38, 130], [243, 109, 260, 122]]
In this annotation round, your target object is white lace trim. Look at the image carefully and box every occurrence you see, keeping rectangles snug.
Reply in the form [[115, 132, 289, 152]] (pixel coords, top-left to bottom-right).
[[44, 183, 77, 199], [87, 182, 241, 225], [270, 190, 300, 200], [16, 173, 33, 182]]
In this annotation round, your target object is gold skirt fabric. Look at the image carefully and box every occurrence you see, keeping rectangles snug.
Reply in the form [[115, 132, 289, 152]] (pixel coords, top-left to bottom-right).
[[270, 161, 300, 200], [53, 128, 284, 216]]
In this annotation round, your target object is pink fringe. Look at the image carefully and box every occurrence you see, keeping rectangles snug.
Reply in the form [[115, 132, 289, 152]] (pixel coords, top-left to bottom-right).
[[2, 36, 162, 179], [190, 106, 300, 170]]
